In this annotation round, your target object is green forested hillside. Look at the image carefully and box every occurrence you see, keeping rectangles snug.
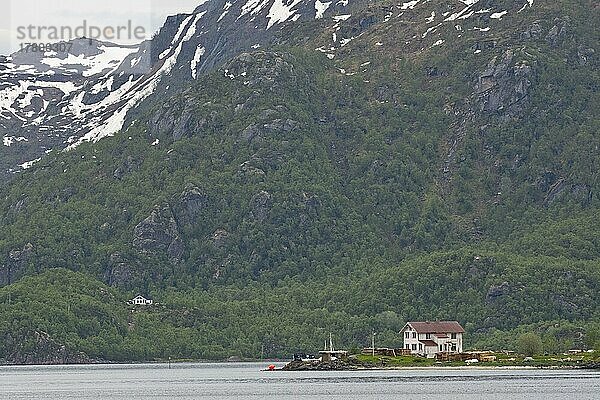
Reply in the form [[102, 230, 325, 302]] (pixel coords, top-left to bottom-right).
[[0, 0, 599, 362]]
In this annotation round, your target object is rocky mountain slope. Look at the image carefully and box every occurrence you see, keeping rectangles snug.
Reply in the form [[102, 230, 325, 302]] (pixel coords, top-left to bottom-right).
[[0, 0, 599, 362]]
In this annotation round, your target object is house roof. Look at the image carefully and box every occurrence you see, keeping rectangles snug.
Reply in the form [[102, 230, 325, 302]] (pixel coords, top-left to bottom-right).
[[403, 321, 465, 334], [419, 340, 438, 347]]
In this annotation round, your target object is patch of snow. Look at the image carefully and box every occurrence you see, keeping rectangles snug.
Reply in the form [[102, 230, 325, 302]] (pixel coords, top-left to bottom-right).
[[159, 48, 171, 60], [422, 23, 442, 38], [473, 26, 490, 32], [90, 76, 115, 94], [337, 0, 348, 6], [3, 136, 28, 146], [224, 69, 236, 79], [41, 45, 138, 77], [191, 46, 206, 79], [130, 57, 140, 68], [219, 2, 233, 22], [183, 12, 207, 42], [151, 139, 160, 146], [240, 0, 271, 18], [266, 0, 303, 29], [400, 0, 421, 10], [0, 81, 30, 111], [252, 44, 261, 49], [171, 14, 195, 45], [375, 42, 383, 46], [326, 54, 335, 59], [67, 34, 188, 149], [444, 0, 481, 22], [459, 10, 475, 19], [333, 14, 351, 22], [490, 10, 508, 19], [17, 88, 43, 109], [69, 92, 88, 118], [474, 49, 482, 54], [426, 11, 436, 23], [315, 1, 332, 19], [432, 39, 444, 47], [19, 157, 41, 170], [340, 37, 353, 46]]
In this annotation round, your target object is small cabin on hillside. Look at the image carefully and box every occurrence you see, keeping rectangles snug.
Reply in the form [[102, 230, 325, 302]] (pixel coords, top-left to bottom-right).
[[400, 321, 464, 358], [127, 295, 153, 305]]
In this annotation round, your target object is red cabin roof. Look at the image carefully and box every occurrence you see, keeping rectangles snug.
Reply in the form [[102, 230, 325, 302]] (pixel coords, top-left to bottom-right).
[[403, 321, 465, 334]]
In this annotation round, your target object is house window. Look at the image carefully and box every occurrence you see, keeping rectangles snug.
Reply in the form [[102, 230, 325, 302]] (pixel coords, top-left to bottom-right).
[[451, 344, 456, 352], [412, 332, 416, 339], [405, 332, 410, 338], [426, 333, 431, 339], [412, 344, 417, 351], [451, 333, 457, 339], [405, 344, 410, 350], [439, 345, 443, 351], [419, 343, 423, 350]]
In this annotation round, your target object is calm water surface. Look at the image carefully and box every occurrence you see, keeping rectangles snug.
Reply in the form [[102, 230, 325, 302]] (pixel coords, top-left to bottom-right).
[[1, 362, 599, 399]]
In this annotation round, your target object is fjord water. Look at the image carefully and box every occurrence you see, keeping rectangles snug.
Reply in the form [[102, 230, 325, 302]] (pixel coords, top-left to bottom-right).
[[1, 362, 599, 399]]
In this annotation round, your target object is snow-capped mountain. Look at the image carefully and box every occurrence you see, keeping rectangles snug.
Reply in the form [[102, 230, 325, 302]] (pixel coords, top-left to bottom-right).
[[0, 0, 539, 177]]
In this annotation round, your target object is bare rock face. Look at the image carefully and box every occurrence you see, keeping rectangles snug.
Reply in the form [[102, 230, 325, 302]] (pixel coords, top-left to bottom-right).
[[250, 190, 272, 222], [520, 21, 544, 41], [210, 229, 230, 249], [486, 281, 512, 304], [174, 184, 208, 226], [103, 253, 137, 288], [475, 50, 535, 120], [113, 156, 141, 180], [546, 17, 570, 47], [4, 330, 91, 365], [133, 205, 184, 263], [148, 96, 215, 141], [239, 118, 298, 145], [0, 243, 34, 287]]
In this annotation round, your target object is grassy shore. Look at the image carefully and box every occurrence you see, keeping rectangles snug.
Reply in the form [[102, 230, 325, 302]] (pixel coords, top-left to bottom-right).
[[354, 352, 599, 369]]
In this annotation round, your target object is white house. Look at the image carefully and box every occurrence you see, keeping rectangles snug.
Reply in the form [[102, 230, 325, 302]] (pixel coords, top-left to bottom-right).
[[400, 321, 464, 357], [128, 295, 153, 305]]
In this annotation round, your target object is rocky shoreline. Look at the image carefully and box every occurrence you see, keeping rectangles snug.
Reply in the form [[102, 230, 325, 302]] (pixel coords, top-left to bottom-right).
[[281, 358, 600, 371]]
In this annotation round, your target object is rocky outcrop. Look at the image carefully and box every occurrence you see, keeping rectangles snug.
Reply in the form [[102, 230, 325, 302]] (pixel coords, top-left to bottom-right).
[[133, 205, 184, 263], [486, 281, 512, 304], [576, 45, 595, 66], [113, 156, 141, 180], [173, 184, 208, 226], [239, 118, 298, 145], [520, 21, 544, 41], [224, 52, 296, 89], [475, 50, 535, 120], [103, 253, 137, 288], [149, 97, 212, 141], [8, 196, 28, 216], [210, 229, 230, 249], [3, 331, 91, 365], [282, 358, 362, 371], [0, 243, 34, 286], [546, 17, 570, 47], [250, 190, 272, 222]]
